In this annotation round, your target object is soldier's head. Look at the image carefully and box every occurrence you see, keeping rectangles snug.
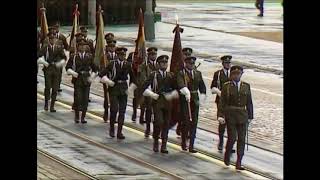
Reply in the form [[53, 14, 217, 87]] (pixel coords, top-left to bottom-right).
[[116, 47, 127, 61], [47, 32, 57, 45], [230, 65, 243, 82], [184, 56, 196, 70], [147, 47, 158, 61], [106, 40, 117, 52], [52, 21, 60, 32], [220, 55, 232, 70], [156, 55, 169, 71], [75, 32, 86, 44], [77, 40, 88, 53], [182, 47, 193, 60], [105, 33, 115, 42], [80, 26, 88, 37], [48, 26, 58, 35]]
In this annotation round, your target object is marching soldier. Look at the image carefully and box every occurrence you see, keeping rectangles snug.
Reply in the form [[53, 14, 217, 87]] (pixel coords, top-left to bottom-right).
[[65, 41, 98, 123], [80, 26, 95, 54], [37, 31, 67, 112], [177, 56, 206, 153], [218, 65, 253, 170], [170, 47, 193, 136], [137, 47, 158, 137], [142, 55, 178, 153], [99, 47, 135, 139], [101, 39, 117, 122], [255, 0, 264, 17], [53, 22, 69, 93], [210, 55, 235, 153]]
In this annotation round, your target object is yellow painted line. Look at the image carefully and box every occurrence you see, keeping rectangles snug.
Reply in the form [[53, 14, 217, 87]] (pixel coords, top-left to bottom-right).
[[37, 93, 270, 180]]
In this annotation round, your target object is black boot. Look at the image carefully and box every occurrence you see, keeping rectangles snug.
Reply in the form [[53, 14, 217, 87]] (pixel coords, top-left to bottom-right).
[[81, 111, 87, 123], [160, 139, 168, 154], [44, 100, 49, 111], [144, 123, 150, 138], [117, 124, 125, 139], [132, 98, 137, 122], [176, 123, 181, 136], [109, 121, 115, 138], [236, 156, 245, 170], [153, 138, 159, 152], [50, 100, 56, 112], [189, 138, 197, 153], [74, 110, 80, 123]]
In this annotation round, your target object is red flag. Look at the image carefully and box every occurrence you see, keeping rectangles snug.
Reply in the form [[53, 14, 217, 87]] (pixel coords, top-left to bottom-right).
[[69, 4, 80, 52], [132, 8, 147, 77], [94, 5, 107, 68], [39, 3, 48, 44], [169, 23, 184, 129]]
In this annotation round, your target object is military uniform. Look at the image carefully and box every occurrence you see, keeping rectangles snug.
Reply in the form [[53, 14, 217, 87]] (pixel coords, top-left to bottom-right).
[[65, 42, 98, 123], [142, 55, 177, 153], [136, 47, 158, 136], [218, 65, 253, 170], [210, 55, 231, 151], [38, 32, 67, 112], [177, 56, 206, 153], [99, 47, 135, 139], [101, 40, 117, 122]]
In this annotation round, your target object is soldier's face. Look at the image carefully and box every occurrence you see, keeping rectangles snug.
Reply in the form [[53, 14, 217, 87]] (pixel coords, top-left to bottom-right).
[[222, 62, 231, 70], [185, 61, 194, 70], [159, 61, 168, 70], [231, 72, 242, 82], [118, 53, 126, 61], [148, 53, 157, 61], [82, 32, 88, 37]]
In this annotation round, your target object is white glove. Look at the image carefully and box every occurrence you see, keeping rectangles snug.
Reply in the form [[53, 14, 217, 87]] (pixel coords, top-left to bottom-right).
[[55, 59, 66, 68], [87, 72, 97, 83], [248, 119, 253, 123], [180, 87, 191, 102], [211, 87, 221, 97], [100, 76, 115, 87], [143, 89, 159, 100], [128, 83, 137, 94], [218, 117, 225, 124], [37, 56, 49, 67], [199, 93, 206, 106], [66, 69, 78, 78], [164, 90, 179, 101]]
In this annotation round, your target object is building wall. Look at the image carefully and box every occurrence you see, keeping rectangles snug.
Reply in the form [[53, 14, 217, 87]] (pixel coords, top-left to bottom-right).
[[37, 0, 155, 26]]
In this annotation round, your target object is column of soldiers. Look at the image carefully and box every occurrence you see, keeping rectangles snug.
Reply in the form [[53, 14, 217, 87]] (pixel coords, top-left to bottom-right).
[[37, 26, 254, 169]]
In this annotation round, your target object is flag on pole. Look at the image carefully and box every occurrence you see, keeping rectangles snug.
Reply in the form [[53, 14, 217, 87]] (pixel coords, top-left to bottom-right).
[[132, 8, 147, 78], [94, 5, 107, 68], [39, 3, 49, 44], [169, 24, 184, 74], [69, 4, 80, 52], [169, 21, 184, 130]]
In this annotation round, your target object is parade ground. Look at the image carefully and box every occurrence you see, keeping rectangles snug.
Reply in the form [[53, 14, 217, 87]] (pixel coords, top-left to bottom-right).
[[38, 1, 283, 179]]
